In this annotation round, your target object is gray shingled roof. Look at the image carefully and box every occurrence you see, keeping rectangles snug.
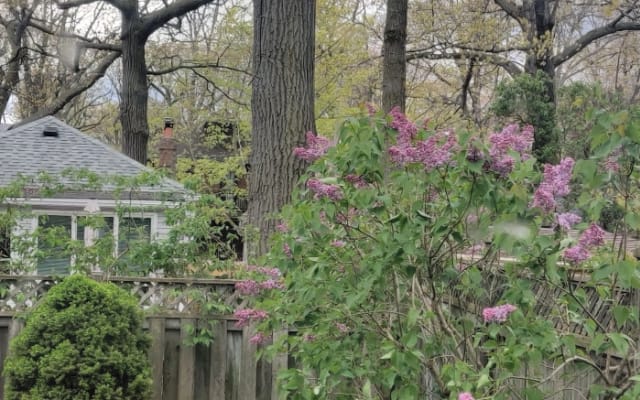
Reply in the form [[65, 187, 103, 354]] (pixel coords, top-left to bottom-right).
[[0, 116, 186, 197]]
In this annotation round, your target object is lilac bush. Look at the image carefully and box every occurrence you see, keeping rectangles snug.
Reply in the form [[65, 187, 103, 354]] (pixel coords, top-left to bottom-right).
[[234, 108, 640, 399]]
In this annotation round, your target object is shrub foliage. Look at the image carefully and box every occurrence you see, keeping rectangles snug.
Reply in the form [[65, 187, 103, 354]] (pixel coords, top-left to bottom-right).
[[4, 275, 152, 400]]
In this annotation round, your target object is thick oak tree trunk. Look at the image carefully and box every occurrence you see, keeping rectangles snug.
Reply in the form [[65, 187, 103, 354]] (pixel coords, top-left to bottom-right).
[[247, 0, 316, 257], [120, 13, 150, 164], [381, 0, 408, 113]]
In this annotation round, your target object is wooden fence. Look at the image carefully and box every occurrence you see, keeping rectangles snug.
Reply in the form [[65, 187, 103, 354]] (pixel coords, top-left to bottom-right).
[[0, 275, 287, 400], [0, 275, 635, 400]]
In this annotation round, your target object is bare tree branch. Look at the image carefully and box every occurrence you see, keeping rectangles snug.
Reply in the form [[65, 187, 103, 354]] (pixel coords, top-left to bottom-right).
[[10, 51, 120, 128], [407, 49, 522, 77], [147, 60, 251, 76], [493, 0, 524, 20], [553, 21, 640, 67], [139, 0, 219, 39]]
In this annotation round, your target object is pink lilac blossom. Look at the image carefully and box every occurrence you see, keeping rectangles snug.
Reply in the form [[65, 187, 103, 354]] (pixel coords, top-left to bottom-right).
[[293, 132, 331, 162], [276, 222, 288, 233], [259, 279, 285, 290], [249, 332, 267, 345], [307, 178, 343, 201], [458, 393, 475, 400], [579, 224, 605, 247], [482, 304, 517, 323], [246, 266, 282, 279], [303, 333, 316, 342], [563, 245, 590, 264], [344, 174, 369, 188], [234, 308, 269, 328], [235, 280, 261, 296], [563, 224, 606, 264], [388, 131, 458, 170], [487, 124, 534, 175], [556, 212, 582, 230], [531, 157, 575, 213], [388, 106, 417, 146], [331, 240, 346, 248], [335, 322, 349, 333]]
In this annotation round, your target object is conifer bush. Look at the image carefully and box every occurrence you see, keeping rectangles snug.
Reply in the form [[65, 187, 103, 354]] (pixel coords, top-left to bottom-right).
[[4, 275, 152, 400]]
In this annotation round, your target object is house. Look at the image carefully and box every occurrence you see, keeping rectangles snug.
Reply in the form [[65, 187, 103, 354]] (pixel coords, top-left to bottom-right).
[[0, 116, 189, 275]]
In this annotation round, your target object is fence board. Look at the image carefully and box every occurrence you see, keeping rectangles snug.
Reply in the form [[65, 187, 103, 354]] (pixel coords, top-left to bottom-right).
[[162, 324, 181, 400], [226, 330, 242, 400], [210, 320, 228, 399], [149, 317, 166, 400], [240, 324, 258, 400], [178, 318, 195, 400]]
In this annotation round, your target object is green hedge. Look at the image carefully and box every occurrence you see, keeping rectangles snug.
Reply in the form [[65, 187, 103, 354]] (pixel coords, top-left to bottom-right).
[[4, 275, 152, 400]]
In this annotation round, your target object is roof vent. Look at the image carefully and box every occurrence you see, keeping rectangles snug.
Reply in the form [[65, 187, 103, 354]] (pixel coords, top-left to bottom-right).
[[42, 126, 59, 137]]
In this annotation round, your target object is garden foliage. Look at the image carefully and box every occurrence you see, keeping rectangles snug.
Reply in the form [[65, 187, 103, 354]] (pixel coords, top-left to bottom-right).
[[4, 275, 152, 400], [239, 108, 640, 399]]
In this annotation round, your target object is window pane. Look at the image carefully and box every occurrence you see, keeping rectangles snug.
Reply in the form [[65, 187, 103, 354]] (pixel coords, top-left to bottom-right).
[[118, 218, 151, 256], [37, 215, 72, 275], [77, 216, 114, 243]]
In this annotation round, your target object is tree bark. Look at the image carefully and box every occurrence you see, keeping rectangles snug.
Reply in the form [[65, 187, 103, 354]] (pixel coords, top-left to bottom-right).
[[247, 0, 316, 257], [381, 0, 408, 113], [120, 8, 150, 164], [524, 0, 558, 163]]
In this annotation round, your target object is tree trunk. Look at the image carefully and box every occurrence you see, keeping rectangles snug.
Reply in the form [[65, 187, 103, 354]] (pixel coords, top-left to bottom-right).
[[247, 0, 316, 257], [525, 0, 558, 164], [120, 11, 150, 164], [381, 0, 408, 113]]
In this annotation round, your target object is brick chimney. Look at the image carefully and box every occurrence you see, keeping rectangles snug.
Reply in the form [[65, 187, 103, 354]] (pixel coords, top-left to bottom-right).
[[158, 118, 177, 174]]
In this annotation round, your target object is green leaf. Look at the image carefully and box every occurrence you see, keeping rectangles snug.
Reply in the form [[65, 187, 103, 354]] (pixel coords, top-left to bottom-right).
[[608, 333, 630, 355], [407, 307, 419, 329]]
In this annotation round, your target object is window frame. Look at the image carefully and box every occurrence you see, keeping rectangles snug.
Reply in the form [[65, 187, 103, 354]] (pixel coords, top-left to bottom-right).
[[32, 210, 157, 275]]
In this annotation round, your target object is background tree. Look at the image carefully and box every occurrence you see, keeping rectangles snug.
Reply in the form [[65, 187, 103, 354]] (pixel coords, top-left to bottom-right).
[[247, 0, 316, 256], [407, 0, 640, 162], [381, 0, 408, 112], [56, 0, 222, 163]]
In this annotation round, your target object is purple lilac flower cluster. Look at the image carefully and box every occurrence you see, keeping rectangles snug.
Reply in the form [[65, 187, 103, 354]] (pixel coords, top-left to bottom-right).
[[487, 124, 534, 176], [556, 212, 582, 230], [388, 106, 417, 146], [249, 332, 267, 345], [307, 178, 343, 201], [235, 266, 285, 296], [293, 132, 331, 162], [458, 393, 475, 400], [482, 304, 517, 323], [388, 130, 458, 170], [563, 223, 606, 264], [387, 107, 457, 170], [235, 279, 285, 296], [233, 308, 269, 328], [531, 157, 575, 213], [344, 173, 369, 188]]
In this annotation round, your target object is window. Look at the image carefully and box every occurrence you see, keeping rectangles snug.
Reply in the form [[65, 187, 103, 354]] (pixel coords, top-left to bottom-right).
[[0, 225, 10, 260], [37, 215, 72, 275], [35, 213, 152, 275], [117, 217, 151, 256]]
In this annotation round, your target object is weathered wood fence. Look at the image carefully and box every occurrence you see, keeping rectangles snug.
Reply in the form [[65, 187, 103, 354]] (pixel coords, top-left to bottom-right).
[[0, 275, 287, 400]]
